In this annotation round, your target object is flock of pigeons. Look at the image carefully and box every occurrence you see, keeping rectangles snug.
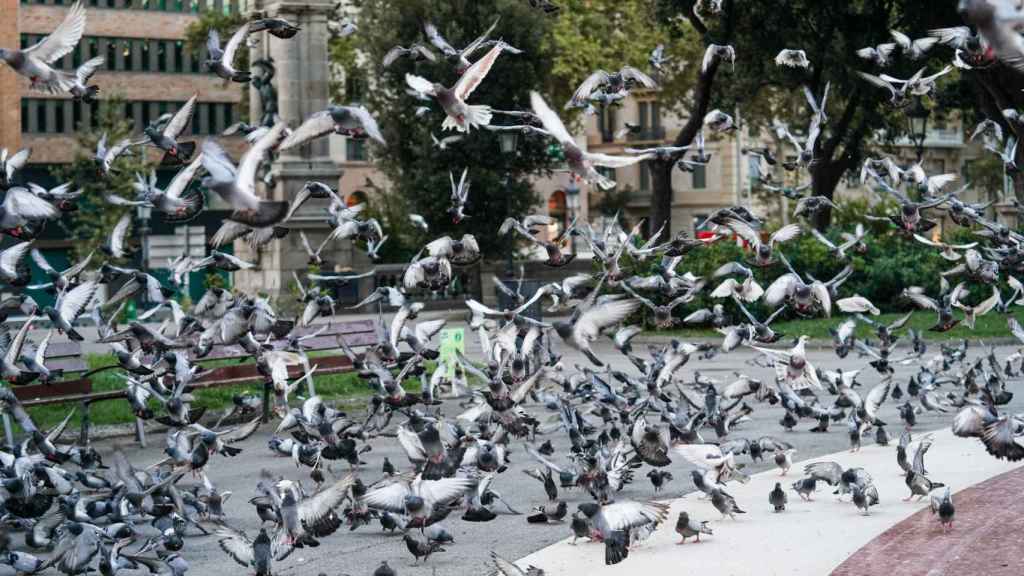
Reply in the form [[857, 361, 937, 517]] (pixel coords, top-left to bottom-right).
[[0, 1, 1023, 575]]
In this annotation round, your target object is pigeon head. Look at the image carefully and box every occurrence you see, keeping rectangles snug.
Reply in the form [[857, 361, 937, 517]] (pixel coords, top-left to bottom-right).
[[576, 502, 600, 518], [553, 321, 574, 340]]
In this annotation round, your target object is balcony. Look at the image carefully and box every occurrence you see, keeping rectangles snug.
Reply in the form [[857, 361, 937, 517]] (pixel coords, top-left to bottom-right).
[[886, 127, 965, 149], [627, 127, 667, 142]]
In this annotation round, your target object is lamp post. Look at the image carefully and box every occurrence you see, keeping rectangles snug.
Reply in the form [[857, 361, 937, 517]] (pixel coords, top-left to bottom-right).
[[499, 131, 519, 278], [566, 179, 580, 254], [136, 203, 152, 304], [907, 98, 930, 162]]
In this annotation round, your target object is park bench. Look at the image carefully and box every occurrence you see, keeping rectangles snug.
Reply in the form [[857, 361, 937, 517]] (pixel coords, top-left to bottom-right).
[[5, 319, 380, 448], [7, 341, 96, 446]]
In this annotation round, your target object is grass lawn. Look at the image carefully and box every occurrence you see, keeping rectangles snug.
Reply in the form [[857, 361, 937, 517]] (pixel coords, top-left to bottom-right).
[[663, 310, 1024, 342], [20, 353, 419, 433]]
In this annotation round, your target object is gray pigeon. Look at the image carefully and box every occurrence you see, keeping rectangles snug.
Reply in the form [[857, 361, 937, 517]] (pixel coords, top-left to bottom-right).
[[205, 24, 251, 82], [710, 487, 746, 519], [930, 486, 954, 530], [143, 95, 198, 165], [0, 187, 60, 239], [280, 106, 386, 150], [674, 511, 712, 544], [769, 482, 787, 512], [200, 124, 290, 227], [0, 1, 88, 95]]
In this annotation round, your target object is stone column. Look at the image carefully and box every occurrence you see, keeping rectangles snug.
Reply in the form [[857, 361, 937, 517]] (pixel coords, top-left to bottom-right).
[[235, 0, 347, 300]]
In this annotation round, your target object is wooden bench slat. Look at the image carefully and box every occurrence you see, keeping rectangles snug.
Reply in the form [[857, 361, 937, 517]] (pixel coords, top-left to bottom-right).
[[47, 358, 91, 372], [15, 378, 93, 403], [44, 342, 85, 359]]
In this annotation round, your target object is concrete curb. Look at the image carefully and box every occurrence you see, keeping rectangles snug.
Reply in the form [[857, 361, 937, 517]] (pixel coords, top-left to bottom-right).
[[514, 428, 1023, 576]]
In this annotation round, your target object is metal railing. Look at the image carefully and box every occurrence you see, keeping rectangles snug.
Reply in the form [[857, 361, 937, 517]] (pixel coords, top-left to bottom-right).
[[627, 127, 667, 142], [372, 263, 482, 307]]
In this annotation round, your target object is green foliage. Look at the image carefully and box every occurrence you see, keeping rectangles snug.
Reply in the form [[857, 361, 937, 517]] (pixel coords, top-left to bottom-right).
[[347, 0, 559, 257], [544, 0, 701, 116], [594, 185, 635, 219], [619, 197, 1013, 329], [182, 9, 247, 56], [50, 97, 148, 262]]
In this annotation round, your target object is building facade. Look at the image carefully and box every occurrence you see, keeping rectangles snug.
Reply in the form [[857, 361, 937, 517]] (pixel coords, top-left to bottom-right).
[[1, 0, 251, 304]]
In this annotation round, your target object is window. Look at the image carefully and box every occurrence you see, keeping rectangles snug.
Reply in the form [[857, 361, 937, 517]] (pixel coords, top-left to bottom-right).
[[21, 100, 29, 133], [692, 164, 706, 189], [962, 159, 974, 181], [347, 138, 367, 161], [36, 101, 47, 133], [345, 76, 367, 104], [156, 41, 167, 72], [747, 155, 761, 184], [693, 214, 710, 232], [106, 39, 117, 71], [140, 40, 151, 71], [639, 163, 650, 191], [638, 102, 649, 131], [54, 102, 65, 134], [598, 107, 616, 142], [174, 41, 184, 72]]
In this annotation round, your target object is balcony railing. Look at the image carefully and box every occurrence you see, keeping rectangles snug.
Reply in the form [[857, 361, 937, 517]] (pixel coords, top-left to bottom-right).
[[627, 127, 667, 142]]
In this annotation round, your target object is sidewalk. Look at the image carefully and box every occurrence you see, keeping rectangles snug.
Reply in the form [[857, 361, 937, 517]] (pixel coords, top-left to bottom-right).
[[514, 428, 1023, 576], [832, 465, 1024, 576]]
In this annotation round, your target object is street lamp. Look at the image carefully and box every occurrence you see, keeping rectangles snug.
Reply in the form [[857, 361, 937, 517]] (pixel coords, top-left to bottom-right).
[[907, 98, 930, 162], [499, 131, 519, 278], [136, 203, 152, 303], [566, 179, 580, 254]]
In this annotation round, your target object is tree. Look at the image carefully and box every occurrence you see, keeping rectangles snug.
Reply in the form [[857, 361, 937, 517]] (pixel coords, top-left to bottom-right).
[[50, 96, 152, 262], [647, 0, 967, 232], [346, 0, 560, 258]]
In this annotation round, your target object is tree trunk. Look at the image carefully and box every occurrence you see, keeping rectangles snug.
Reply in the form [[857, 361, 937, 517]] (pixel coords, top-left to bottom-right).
[[648, 1, 732, 237], [650, 160, 674, 234]]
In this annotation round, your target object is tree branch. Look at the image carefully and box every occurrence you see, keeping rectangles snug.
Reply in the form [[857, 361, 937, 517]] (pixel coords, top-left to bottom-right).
[[820, 91, 862, 161]]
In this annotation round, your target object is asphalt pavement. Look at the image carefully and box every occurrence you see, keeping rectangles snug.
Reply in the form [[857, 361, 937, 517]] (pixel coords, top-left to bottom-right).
[[63, 332, 1024, 576]]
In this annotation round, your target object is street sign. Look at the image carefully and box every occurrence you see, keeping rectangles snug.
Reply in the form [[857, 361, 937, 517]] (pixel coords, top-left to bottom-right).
[[439, 328, 465, 379]]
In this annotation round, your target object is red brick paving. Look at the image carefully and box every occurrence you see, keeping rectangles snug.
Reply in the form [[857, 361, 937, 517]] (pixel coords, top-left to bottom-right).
[[831, 466, 1024, 576]]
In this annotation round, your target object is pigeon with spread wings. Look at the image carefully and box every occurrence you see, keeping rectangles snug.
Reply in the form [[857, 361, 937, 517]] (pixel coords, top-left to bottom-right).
[[0, 1, 88, 94], [405, 43, 506, 132], [531, 91, 653, 190], [280, 105, 386, 151], [201, 122, 290, 227]]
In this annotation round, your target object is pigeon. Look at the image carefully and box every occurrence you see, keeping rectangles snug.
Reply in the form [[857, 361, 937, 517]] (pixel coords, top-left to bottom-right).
[[280, 105, 386, 150], [930, 487, 955, 530], [423, 17, 512, 74], [565, 66, 657, 111], [0, 1, 88, 94], [405, 43, 506, 132], [383, 43, 437, 67], [206, 24, 251, 82], [775, 49, 810, 68], [249, 17, 302, 38], [674, 511, 712, 544], [709, 487, 745, 519], [553, 298, 642, 366], [769, 482, 787, 512], [143, 92, 198, 165], [201, 123, 291, 227], [531, 91, 652, 190]]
